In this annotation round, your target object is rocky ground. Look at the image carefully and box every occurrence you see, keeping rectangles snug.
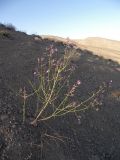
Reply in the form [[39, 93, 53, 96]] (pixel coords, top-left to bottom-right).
[[0, 24, 120, 160]]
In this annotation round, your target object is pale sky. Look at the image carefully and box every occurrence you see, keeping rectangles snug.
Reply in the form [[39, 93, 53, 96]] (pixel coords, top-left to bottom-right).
[[0, 0, 120, 40]]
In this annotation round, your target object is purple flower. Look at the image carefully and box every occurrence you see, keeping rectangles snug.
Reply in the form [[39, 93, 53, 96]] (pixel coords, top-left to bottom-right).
[[46, 70, 50, 73], [76, 80, 81, 85], [55, 48, 58, 52], [33, 71, 37, 75], [110, 80, 112, 83]]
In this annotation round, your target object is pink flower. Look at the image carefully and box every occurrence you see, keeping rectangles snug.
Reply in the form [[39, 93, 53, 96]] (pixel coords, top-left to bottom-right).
[[55, 48, 58, 52], [33, 71, 37, 75], [76, 80, 81, 85], [46, 45, 58, 56], [110, 80, 112, 83], [46, 70, 49, 73]]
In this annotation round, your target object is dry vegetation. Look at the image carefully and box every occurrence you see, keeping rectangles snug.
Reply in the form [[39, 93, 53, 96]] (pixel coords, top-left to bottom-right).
[[74, 37, 120, 64], [42, 36, 120, 64]]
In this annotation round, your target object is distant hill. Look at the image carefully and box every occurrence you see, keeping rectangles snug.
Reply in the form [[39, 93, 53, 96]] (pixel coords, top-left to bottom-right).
[[42, 35, 120, 64], [75, 37, 120, 51], [74, 37, 120, 63]]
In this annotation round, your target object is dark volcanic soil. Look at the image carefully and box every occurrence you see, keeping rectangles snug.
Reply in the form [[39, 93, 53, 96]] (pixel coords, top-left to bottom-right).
[[0, 25, 120, 160]]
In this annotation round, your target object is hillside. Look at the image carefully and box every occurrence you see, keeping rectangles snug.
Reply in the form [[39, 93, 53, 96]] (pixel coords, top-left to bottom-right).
[[74, 37, 120, 63], [42, 35, 120, 64], [75, 37, 120, 51], [0, 25, 120, 160]]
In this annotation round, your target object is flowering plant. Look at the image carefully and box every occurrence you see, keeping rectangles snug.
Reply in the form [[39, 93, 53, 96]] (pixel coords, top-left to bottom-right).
[[19, 45, 106, 125]]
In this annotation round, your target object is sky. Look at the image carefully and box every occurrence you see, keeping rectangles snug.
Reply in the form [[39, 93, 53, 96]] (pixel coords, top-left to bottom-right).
[[0, 0, 120, 40]]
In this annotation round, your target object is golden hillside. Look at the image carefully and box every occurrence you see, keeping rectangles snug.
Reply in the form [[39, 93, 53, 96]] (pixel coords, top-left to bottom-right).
[[42, 35, 120, 64], [74, 37, 120, 63]]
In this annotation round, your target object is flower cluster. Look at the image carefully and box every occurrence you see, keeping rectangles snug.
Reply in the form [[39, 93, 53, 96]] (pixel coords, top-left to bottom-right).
[[19, 44, 106, 125], [69, 80, 81, 96], [46, 44, 58, 56]]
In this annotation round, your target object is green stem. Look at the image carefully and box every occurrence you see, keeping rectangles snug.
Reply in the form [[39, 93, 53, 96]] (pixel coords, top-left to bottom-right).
[[23, 98, 26, 123], [31, 70, 60, 124]]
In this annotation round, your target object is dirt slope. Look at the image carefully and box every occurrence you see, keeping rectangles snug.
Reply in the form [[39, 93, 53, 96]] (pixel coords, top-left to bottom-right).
[[0, 26, 120, 160]]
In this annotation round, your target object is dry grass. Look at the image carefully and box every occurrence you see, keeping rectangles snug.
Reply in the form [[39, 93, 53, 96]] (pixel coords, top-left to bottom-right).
[[0, 30, 10, 38], [42, 36, 120, 64], [74, 37, 120, 64]]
